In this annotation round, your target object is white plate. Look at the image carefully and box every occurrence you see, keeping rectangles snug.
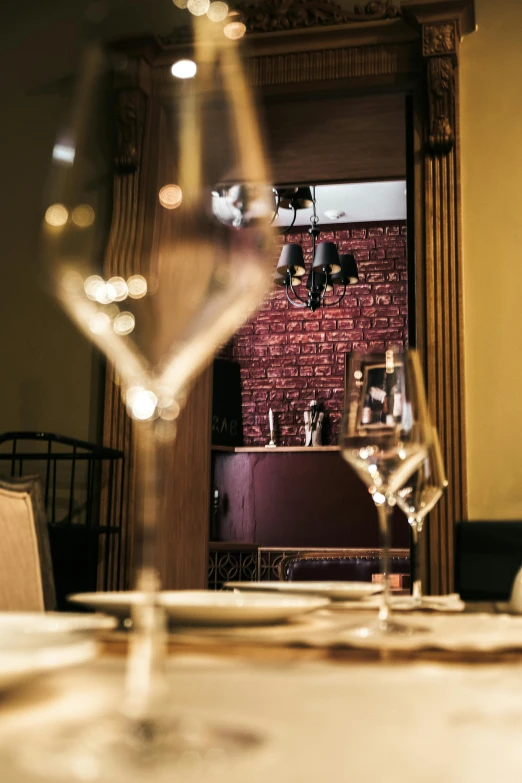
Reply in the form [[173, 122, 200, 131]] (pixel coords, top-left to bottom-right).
[[225, 581, 383, 601], [0, 632, 96, 693], [69, 590, 330, 626], [0, 612, 117, 634]]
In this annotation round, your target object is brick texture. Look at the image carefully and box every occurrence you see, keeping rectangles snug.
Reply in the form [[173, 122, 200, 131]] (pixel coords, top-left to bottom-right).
[[218, 220, 408, 446]]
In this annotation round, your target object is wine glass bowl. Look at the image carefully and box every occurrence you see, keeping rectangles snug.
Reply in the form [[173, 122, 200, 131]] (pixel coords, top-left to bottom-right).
[[340, 349, 431, 636], [395, 427, 448, 605]]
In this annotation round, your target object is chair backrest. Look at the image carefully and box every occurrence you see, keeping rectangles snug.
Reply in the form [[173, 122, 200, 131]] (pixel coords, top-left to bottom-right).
[[279, 548, 410, 583], [0, 476, 56, 611]]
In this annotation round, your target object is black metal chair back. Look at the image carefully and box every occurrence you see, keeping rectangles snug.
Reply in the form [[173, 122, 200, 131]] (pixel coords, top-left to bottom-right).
[[0, 432, 125, 607]]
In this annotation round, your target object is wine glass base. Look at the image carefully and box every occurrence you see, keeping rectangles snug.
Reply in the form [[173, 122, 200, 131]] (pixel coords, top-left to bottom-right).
[[346, 616, 428, 641], [15, 710, 265, 783]]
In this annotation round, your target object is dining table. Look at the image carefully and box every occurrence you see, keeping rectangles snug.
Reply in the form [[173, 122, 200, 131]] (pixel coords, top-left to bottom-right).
[[1, 600, 522, 783]]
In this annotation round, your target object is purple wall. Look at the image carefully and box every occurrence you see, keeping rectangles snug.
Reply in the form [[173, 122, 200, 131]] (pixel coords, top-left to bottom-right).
[[213, 451, 409, 548]]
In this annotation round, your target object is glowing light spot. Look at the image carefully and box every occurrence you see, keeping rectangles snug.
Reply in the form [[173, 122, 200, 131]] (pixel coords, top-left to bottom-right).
[[88, 312, 111, 334], [173, 0, 188, 7], [171, 60, 197, 80], [354, 370, 363, 380], [52, 144, 75, 164], [159, 184, 183, 209], [108, 276, 128, 301], [84, 275, 104, 300], [71, 204, 95, 227], [94, 282, 117, 305], [187, 0, 210, 15], [45, 203, 69, 227], [224, 21, 246, 39], [113, 311, 135, 336], [127, 275, 147, 299], [368, 464, 378, 475], [128, 389, 158, 421], [62, 270, 84, 294], [373, 492, 386, 505], [207, 1, 228, 21]]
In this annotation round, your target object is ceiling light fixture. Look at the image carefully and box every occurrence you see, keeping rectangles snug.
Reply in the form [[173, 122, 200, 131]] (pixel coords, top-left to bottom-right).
[[273, 186, 358, 312]]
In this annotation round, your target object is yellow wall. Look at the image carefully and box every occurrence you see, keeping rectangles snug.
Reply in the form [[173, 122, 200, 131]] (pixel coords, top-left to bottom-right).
[[461, 0, 522, 518]]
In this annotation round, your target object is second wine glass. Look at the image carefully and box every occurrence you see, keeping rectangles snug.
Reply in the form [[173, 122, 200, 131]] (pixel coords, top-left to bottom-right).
[[340, 349, 431, 636], [395, 427, 448, 605]]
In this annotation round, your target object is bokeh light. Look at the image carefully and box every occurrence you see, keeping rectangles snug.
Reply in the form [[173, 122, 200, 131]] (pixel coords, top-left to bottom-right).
[[113, 311, 136, 336], [108, 276, 128, 301], [173, 0, 188, 7], [127, 388, 158, 421], [88, 312, 111, 334], [207, 1, 228, 21], [159, 184, 183, 208], [171, 60, 197, 80], [94, 281, 117, 305], [45, 203, 69, 227], [84, 275, 104, 301], [71, 204, 95, 228], [224, 21, 246, 39], [127, 275, 148, 299], [187, 0, 210, 16]]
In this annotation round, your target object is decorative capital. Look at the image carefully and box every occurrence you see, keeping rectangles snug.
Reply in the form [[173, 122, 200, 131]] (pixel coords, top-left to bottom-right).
[[427, 56, 455, 153], [115, 89, 146, 173], [422, 21, 457, 57]]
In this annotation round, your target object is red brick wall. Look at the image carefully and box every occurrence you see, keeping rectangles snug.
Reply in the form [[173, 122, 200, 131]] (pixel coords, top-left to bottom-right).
[[220, 220, 408, 447]]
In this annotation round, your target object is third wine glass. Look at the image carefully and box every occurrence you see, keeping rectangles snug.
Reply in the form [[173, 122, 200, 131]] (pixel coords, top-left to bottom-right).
[[395, 427, 448, 605]]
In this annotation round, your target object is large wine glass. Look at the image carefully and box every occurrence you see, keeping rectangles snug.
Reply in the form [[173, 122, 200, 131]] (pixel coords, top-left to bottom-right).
[[395, 426, 448, 606], [17, 5, 275, 782], [340, 349, 431, 636]]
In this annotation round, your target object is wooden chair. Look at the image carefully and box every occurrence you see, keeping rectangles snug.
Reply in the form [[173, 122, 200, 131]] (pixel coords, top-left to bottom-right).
[[0, 476, 56, 611]]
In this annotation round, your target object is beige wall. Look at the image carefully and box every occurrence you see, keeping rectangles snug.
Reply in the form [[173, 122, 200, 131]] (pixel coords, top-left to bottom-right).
[[461, 0, 522, 519], [0, 1, 179, 442]]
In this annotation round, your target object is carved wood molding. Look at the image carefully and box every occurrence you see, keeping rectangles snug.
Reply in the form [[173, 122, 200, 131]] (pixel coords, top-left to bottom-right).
[[426, 55, 455, 152], [247, 42, 415, 86], [420, 21, 457, 153], [239, 0, 401, 33]]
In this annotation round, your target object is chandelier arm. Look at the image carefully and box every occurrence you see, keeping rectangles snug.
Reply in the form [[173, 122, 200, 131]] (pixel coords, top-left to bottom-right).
[[321, 284, 347, 308], [285, 279, 307, 308], [269, 191, 281, 226], [280, 206, 298, 235]]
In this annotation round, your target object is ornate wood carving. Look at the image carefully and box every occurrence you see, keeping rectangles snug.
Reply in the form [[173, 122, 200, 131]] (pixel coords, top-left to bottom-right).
[[422, 21, 457, 55], [426, 55, 455, 151], [239, 0, 401, 32], [421, 21, 458, 154]]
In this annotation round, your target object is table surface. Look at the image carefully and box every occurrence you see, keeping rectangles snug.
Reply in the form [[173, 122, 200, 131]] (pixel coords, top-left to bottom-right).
[[1, 604, 521, 783]]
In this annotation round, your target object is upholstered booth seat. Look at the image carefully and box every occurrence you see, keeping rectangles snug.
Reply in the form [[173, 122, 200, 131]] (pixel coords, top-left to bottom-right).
[[279, 548, 410, 585]]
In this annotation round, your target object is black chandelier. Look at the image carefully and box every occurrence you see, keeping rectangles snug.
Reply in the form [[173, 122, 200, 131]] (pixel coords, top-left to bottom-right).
[[273, 185, 359, 313]]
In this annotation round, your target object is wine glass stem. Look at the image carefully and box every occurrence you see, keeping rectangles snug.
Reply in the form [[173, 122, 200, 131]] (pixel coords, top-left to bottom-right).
[[376, 499, 393, 626], [123, 420, 168, 727], [410, 521, 422, 606]]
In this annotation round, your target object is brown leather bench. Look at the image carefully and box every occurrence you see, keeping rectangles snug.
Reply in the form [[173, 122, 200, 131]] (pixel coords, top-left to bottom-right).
[[278, 548, 410, 588]]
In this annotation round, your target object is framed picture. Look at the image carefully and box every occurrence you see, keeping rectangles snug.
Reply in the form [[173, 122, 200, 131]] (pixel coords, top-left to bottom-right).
[[344, 354, 405, 431]]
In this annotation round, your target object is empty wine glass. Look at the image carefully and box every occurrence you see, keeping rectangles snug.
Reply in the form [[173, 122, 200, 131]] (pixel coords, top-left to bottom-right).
[[14, 6, 275, 782], [395, 427, 448, 606], [340, 349, 431, 636]]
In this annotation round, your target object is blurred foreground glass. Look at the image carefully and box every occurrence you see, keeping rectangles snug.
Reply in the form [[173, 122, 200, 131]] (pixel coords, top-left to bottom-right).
[[395, 427, 448, 605], [340, 349, 431, 637], [28, 7, 274, 782]]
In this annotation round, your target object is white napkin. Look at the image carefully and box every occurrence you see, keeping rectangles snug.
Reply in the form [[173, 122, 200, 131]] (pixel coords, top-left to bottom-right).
[[325, 593, 464, 613]]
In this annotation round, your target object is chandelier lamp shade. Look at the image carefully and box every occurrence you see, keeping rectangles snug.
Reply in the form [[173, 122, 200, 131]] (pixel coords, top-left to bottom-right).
[[273, 185, 359, 312]]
